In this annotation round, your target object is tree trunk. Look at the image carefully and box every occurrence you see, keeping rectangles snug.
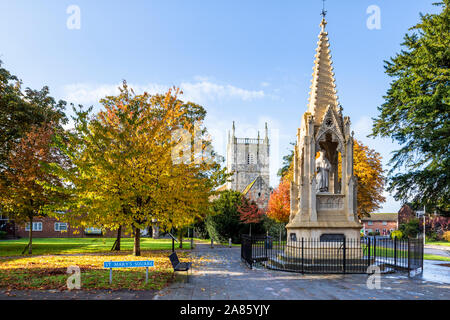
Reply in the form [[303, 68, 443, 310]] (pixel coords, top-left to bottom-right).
[[26, 216, 33, 255], [249, 224, 252, 237], [179, 229, 183, 249], [133, 227, 141, 256], [111, 226, 122, 251], [279, 225, 281, 247]]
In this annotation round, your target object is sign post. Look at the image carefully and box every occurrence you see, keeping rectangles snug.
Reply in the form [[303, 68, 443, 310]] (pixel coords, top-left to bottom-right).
[[104, 260, 155, 285]]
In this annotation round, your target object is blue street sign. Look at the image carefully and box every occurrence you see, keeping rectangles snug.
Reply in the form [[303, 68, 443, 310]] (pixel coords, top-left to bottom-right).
[[104, 260, 154, 268]]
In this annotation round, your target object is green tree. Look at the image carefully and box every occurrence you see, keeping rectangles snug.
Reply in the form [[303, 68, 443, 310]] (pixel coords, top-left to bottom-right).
[[371, 1, 449, 213], [0, 124, 68, 254], [206, 190, 243, 243], [0, 61, 67, 173]]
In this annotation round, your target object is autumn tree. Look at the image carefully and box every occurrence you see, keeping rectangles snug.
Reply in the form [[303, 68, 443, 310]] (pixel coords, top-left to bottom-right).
[[49, 83, 226, 255], [371, 1, 449, 213], [266, 178, 290, 243], [0, 61, 67, 175], [351, 140, 386, 217], [238, 197, 265, 236], [0, 124, 67, 254], [278, 139, 385, 218]]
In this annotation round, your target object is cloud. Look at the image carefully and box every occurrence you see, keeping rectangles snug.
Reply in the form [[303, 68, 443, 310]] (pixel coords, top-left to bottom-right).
[[62, 80, 265, 106]]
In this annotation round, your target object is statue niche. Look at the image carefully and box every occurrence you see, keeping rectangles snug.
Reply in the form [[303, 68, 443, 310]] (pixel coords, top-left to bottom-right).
[[316, 132, 340, 194], [316, 149, 331, 192]]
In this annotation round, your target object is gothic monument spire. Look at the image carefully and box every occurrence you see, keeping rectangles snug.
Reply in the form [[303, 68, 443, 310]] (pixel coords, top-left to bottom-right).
[[307, 15, 339, 125]]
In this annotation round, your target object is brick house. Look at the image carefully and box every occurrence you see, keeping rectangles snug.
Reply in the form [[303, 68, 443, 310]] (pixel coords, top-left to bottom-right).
[[398, 204, 416, 224], [361, 213, 398, 236], [11, 216, 126, 238], [0, 214, 16, 239]]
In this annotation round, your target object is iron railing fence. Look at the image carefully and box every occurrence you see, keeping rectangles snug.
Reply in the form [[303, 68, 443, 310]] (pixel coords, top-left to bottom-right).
[[241, 235, 423, 276]]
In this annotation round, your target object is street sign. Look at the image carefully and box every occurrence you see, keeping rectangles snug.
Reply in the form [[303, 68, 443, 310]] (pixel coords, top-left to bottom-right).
[[103, 260, 155, 284], [103, 260, 154, 268]]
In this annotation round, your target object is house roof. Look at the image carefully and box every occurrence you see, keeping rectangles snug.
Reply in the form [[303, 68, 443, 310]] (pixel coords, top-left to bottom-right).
[[361, 213, 398, 222]]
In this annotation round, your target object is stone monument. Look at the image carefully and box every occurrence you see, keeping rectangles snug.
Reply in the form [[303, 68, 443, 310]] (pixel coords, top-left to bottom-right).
[[285, 17, 362, 243]]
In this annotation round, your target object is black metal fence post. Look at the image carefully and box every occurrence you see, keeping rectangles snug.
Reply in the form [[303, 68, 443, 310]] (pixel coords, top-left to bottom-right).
[[407, 237, 410, 277], [367, 237, 371, 268], [394, 236, 397, 267], [373, 237, 377, 265], [342, 239, 346, 274], [301, 238, 304, 274]]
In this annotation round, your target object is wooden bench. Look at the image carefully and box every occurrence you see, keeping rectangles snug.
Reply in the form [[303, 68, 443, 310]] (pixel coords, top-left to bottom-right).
[[169, 252, 192, 282]]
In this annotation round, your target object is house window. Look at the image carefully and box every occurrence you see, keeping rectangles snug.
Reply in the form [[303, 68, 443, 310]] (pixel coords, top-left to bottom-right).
[[375, 229, 379, 234], [368, 221, 373, 226], [382, 221, 387, 225], [54, 222, 68, 232], [367, 229, 373, 233], [25, 222, 42, 231]]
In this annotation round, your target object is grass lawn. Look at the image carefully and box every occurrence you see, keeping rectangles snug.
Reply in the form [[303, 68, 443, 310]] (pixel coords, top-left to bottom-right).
[[423, 254, 450, 261], [0, 238, 191, 257], [426, 241, 450, 247], [362, 244, 450, 261], [0, 251, 195, 291]]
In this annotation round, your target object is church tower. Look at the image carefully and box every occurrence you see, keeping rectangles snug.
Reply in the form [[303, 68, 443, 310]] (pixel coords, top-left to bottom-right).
[[226, 122, 270, 208], [286, 16, 362, 241]]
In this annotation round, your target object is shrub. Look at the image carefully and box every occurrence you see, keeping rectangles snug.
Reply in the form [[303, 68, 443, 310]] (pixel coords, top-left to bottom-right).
[[443, 231, 450, 242], [390, 230, 403, 240], [0, 231, 7, 239], [399, 218, 420, 238]]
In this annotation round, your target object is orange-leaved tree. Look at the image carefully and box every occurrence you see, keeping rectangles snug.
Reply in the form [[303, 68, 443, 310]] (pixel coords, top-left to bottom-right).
[[267, 178, 290, 224], [0, 124, 67, 254], [267, 177, 290, 243], [351, 140, 386, 217]]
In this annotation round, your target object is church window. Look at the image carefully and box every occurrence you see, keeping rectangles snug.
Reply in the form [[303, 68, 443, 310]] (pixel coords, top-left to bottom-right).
[[247, 154, 254, 164]]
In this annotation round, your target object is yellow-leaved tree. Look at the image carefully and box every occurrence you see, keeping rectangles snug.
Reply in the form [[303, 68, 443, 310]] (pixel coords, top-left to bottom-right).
[[47, 82, 226, 255]]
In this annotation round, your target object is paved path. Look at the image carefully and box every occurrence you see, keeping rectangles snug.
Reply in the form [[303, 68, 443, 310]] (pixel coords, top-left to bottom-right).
[[1, 243, 449, 300], [424, 244, 450, 258], [425, 244, 450, 252], [154, 243, 450, 300]]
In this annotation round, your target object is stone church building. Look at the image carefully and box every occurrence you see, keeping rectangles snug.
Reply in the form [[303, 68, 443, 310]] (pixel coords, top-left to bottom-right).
[[225, 122, 271, 209]]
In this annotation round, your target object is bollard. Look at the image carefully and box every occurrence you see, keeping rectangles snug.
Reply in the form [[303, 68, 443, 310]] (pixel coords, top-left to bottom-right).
[[191, 237, 194, 249], [145, 267, 148, 284], [211, 238, 214, 248], [109, 260, 112, 284], [229, 238, 232, 248]]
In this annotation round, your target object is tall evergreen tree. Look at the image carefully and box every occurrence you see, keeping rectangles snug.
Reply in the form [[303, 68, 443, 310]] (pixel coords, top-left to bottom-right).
[[371, 1, 449, 213]]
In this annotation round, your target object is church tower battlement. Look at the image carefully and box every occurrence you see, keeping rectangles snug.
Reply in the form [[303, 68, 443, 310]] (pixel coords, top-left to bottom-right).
[[226, 122, 270, 201]]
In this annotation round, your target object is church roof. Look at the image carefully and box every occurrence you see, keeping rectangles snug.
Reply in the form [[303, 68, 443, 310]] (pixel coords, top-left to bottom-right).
[[242, 177, 258, 196], [307, 18, 339, 125]]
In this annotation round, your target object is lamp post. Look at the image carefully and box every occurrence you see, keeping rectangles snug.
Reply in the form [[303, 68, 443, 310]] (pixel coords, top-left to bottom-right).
[[423, 205, 426, 247]]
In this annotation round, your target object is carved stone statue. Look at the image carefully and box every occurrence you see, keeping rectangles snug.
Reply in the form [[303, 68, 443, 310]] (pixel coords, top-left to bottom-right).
[[316, 150, 331, 192]]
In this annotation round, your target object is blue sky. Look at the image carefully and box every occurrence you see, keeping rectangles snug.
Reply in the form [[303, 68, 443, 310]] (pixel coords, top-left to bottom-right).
[[0, 1, 440, 212]]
